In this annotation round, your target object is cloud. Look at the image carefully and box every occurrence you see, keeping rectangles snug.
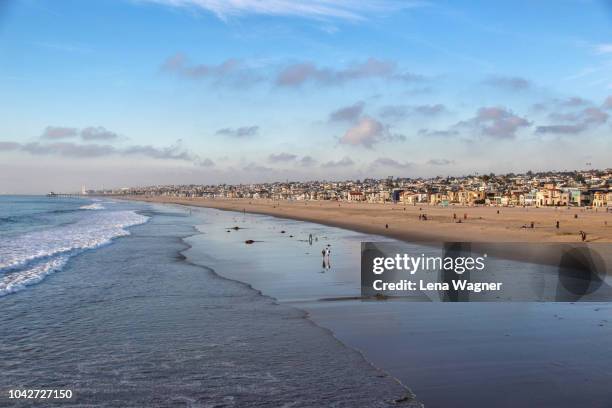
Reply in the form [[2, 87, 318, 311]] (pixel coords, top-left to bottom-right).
[[143, 0, 421, 22], [243, 162, 274, 172], [161, 53, 261, 86], [484, 75, 531, 91], [268, 152, 298, 162], [80, 126, 119, 141], [267, 153, 318, 166], [457, 106, 531, 139], [603, 96, 612, 110], [380, 104, 446, 120], [276, 58, 422, 87], [215, 126, 259, 138], [298, 155, 317, 166], [413, 104, 446, 116], [329, 101, 365, 122], [536, 106, 608, 135], [40, 125, 121, 141], [162, 53, 239, 78], [22, 142, 118, 158], [535, 125, 585, 135], [338, 116, 405, 148], [560, 97, 590, 107], [340, 116, 385, 147], [0, 140, 212, 165], [427, 158, 455, 166], [418, 129, 459, 137], [123, 143, 197, 161], [0, 141, 22, 151], [594, 43, 612, 54], [371, 157, 412, 169], [41, 126, 78, 139], [162, 54, 422, 88], [321, 156, 354, 168], [198, 158, 215, 167], [379, 105, 410, 120], [529, 97, 592, 113]]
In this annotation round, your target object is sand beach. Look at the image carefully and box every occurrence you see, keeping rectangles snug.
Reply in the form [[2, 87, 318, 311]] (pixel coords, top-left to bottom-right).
[[123, 196, 612, 243]]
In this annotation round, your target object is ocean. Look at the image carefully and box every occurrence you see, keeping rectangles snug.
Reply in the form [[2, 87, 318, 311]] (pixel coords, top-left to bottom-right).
[[0, 196, 148, 296], [1, 196, 611, 407], [0, 196, 414, 407]]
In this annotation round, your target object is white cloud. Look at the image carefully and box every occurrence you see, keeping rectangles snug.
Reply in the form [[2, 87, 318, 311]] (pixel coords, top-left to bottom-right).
[[340, 116, 384, 147], [339, 116, 404, 147], [143, 0, 423, 21], [594, 43, 612, 54]]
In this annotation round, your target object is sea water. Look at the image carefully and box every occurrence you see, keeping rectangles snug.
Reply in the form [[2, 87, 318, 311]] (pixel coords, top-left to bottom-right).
[[0, 196, 148, 296], [0, 197, 414, 407]]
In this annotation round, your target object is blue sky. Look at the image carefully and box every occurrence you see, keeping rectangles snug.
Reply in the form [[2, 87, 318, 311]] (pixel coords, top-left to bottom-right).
[[1, 0, 612, 193]]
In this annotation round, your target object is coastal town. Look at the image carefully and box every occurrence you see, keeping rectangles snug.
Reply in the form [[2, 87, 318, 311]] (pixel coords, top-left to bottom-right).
[[94, 169, 612, 209]]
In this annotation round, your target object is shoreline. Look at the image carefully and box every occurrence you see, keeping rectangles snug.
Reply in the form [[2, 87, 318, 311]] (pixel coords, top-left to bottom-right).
[[142, 197, 612, 407], [175, 222, 420, 406], [119, 196, 612, 270], [119, 196, 612, 243], [0, 201, 421, 407]]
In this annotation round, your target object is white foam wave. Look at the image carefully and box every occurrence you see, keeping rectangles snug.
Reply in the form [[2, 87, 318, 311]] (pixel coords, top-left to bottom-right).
[[80, 203, 105, 210], [0, 210, 149, 279], [0, 255, 69, 296]]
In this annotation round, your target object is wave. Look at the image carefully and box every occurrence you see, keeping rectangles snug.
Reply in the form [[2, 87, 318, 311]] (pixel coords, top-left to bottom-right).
[[80, 203, 105, 210], [0, 210, 149, 296], [0, 256, 69, 296]]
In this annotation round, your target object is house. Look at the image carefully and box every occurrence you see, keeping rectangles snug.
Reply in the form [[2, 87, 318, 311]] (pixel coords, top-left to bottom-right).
[[592, 190, 611, 207], [536, 185, 569, 206], [347, 191, 365, 202]]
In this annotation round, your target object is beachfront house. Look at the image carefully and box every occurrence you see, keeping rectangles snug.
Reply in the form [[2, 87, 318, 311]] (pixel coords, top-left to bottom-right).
[[400, 191, 417, 205], [536, 185, 569, 207], [592, 190, 611, 207], [347, 191, 365, 202]]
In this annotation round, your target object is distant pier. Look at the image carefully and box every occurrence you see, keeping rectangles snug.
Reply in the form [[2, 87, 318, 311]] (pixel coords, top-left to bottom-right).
[[46, 192, 87, 198]]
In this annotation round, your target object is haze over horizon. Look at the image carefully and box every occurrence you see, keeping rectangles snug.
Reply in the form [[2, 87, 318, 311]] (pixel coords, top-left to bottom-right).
[[1, 0, 612, 194]]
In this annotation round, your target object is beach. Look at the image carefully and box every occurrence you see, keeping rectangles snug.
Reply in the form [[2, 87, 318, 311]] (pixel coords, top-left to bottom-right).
[[176, 204, 612, 407], [2, 196, 612, 407], [124, 197, 612, 243]]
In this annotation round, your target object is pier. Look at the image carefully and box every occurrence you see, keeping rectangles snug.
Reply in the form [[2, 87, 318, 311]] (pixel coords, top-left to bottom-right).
[[46, 192, 87, 198]]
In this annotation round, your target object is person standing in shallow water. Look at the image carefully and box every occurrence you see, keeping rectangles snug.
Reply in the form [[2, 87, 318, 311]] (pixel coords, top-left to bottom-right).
[[321, 249, 326, 269], [325, 247, 332, 270], [321, 247, 331, 270]]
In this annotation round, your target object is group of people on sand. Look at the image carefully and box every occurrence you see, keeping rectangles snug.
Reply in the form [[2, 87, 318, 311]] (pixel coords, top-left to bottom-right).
[[308, 233, 331, 271]]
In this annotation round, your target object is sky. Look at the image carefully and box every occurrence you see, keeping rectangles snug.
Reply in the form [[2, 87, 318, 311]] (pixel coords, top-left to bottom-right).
[[1, 0, 612, 193]]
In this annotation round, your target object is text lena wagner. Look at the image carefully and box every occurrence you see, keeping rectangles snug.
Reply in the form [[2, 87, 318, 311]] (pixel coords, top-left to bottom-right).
[[373, 280, 503, 293]]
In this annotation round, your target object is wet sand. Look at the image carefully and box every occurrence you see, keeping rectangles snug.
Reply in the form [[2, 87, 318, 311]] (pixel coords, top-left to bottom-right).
[[123, 196, 612, 243]]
